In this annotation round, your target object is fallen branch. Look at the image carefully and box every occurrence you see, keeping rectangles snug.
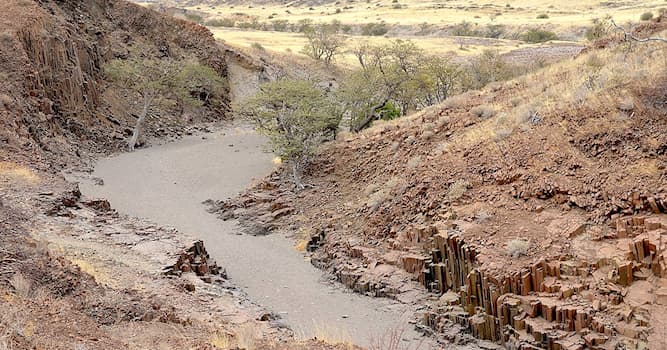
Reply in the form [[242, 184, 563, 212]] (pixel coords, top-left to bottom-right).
[[610, 19, 667, 43]]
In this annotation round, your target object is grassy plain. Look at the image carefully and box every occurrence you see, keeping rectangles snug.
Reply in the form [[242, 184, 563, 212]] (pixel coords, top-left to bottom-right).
[[188, 0, 664, 29], [138, 0, 666, 66]]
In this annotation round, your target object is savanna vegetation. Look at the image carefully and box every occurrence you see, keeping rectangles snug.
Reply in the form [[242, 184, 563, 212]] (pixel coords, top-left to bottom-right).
[[105, 57, 226, 150]]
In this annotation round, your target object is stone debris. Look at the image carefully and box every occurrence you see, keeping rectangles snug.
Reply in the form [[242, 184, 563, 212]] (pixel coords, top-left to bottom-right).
[[164, 240, 226, 283]]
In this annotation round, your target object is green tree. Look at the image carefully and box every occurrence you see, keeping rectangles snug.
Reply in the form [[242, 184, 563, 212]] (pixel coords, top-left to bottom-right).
[[520, 28, 558, 43], [342, 40, 460, 131], [461, 50, 515, 90], [239, 79, 341, 190], [105, 57, 225, 150], [301, 23, 346, 65]]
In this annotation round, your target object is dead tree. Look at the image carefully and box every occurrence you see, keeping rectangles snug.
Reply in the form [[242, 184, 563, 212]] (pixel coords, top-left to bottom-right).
[[610, 19, 667, 52]]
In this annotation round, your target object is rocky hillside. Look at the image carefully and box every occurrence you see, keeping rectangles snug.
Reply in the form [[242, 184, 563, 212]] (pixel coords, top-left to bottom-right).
[[212, 16, 667, 350], [0, 1, 361, 349], [0, 0, 231, 169]]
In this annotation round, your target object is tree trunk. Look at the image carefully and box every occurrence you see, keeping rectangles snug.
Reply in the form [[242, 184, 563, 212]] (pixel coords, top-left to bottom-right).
[[352, 98, 389, 132], [128, 94, 152, 151]]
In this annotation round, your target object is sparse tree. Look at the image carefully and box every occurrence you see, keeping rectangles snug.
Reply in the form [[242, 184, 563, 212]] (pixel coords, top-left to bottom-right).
[[239, 79, 341, 190], [341, 40, 461, 131], [301, 23, 346, 65], [105, 57, 225, 151]]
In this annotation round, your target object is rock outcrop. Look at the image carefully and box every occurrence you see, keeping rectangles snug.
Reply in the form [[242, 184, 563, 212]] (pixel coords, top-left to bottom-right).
[[0, 0, 231, 168]]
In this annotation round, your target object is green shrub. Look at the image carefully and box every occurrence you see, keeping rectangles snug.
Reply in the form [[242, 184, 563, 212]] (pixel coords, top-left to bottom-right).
[[184, 13, 204, 24], [205, 18, 235, 27], [536, 13, 549, 19], [485, 24, 506, 38], [361, 22, 389, 36], [640, 12, 654, 21], [520, 28, 558, 43], [378, 101, 401, 120], [451, 21, 482, 36], [271, 19, 289, 31]]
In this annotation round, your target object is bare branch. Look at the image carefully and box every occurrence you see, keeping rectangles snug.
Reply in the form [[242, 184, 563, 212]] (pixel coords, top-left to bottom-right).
[[610, 19, 667, 43]]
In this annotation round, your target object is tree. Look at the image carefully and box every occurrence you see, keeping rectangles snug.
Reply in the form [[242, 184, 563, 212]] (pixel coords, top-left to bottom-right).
[[239, 79, 341, 190], [340, 40, 461, 131], [414, 56, 461, 106], [461, 50, 514, 90], [105, 57, 225, 151], [301, 23, 346, 65]]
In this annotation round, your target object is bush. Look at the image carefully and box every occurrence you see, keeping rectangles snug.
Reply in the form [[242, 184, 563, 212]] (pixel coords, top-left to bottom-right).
[[447, 180, 469, 201], [520, 28, 557, 43], [451, 21, 482, 36], [470, 105, 496, 118], [379, 101, 401, 120], [585, 17, 611, 41], [640, 12, 653, 21], [485, 24, 506, 38], [462, 50, 518, 90], [239, 79, 341, 190], [184, 13, 204, 24], [271, 19, 289, 31], [205, 18, 235, 27], [361, 22, 389, 36], [536, 13, 549, 19], [506, 239, 530, 257]]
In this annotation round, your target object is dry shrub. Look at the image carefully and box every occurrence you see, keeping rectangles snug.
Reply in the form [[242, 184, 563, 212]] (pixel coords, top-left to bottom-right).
[[0, 94, 12, 108], [618, 97, 634, 111], [470, 105, 496, 118], [493, 128, 513, 141], [10, 273, 32, 297], [210, 330, 232, 349], [442, 94, 467, 109], [447, 180, 469, 201], [367, 177, 403, 211], [236, 324, 258, 350], [406, 156, 422, 169], [435, 115, 450, 129], [506, 239, 530, 257]]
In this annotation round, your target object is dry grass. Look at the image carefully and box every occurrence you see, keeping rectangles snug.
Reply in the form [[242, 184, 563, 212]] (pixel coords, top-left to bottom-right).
[[9, 273, 32, 298], [235, 323, 258, 350], [446, 32, 667, 149], [312, 323, 354, 348], [369, 326, 425, 350], [69, 258, 111, 286], [210, 330, 232, 349], [0, 161, 39, 184], [294, 239, 308, 251]]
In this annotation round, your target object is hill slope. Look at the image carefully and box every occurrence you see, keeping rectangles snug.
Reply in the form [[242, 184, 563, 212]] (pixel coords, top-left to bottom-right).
[[0, 0, 230, 169], [213, 16, 667, 349]]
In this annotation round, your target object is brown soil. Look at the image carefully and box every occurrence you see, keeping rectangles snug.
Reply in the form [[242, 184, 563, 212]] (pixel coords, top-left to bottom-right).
[[210, 16, 667, 350]]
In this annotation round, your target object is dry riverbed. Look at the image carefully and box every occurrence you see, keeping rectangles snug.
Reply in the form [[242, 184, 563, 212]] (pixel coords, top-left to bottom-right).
[[72, 125, 432, 347]]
